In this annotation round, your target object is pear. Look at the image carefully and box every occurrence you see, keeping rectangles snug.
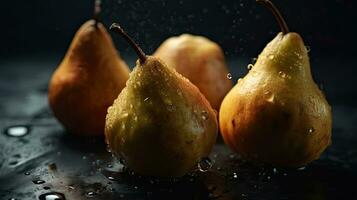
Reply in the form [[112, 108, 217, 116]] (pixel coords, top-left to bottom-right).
[[48, 0, 130, 136], [219, 0, 332, 167], [154, 34, 232, 110], [105, 24, 218, 177]]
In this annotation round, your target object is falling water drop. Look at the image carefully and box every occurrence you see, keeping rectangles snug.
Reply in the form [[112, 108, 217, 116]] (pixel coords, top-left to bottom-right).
[[198, 157, 212, 172], [38, 192, 65, 200], [251, 57, 257, 64], [233, 172, 238, 179], [247, 64, 254, 70], [4, 125, 30, 137], [305, 46, 311, 52]]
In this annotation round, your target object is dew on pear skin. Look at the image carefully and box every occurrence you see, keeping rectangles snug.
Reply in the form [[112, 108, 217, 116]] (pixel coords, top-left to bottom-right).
[[268, 54, 275, 60], [266, 95, 275, 103], [167, 104, 176, 112], [226, 73, 232, 80], [308, 127, 315, 134], [198, 157, 212, 172], [264, 91, 271, 95], [278, 71, 286, 78], [121, 113, 129, 118], [144, 97, 149, 102], [201, 111, 209, 120]]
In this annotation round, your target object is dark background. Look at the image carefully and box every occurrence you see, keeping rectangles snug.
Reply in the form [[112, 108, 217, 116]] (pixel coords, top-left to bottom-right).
[[0, 0, 356, 58]]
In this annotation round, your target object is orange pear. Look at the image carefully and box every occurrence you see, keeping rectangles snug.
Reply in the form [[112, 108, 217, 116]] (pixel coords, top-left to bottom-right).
[[48, 1, 129, 136], [219, 0, 332, 167], [154, 34, 232, 110]]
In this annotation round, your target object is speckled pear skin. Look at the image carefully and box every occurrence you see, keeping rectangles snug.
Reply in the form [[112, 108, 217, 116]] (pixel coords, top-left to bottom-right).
[[105, 56, 218, 177], [219, 32, 332, 167], [49, 20, 130, 136], [154, 34, 232, 110]]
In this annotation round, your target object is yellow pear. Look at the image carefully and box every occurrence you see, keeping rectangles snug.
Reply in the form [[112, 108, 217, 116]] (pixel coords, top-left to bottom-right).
[[154, 34, 232, 110], [105, 24, 218, 177], [219, 0, 332, 167], [48, 1, 129, 136]]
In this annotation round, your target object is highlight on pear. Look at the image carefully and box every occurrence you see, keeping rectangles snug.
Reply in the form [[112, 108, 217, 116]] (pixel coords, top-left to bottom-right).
[[219, 0, 332, 167]]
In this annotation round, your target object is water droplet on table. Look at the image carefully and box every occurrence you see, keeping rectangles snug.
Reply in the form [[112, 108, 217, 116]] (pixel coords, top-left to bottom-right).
[[33, 180, 46, 184], [43, 186, 51, 190], [198, 157, 212, 172], [86, 191, 96, 197], [4, 125, 30, 137], [38, 192, 65, 200]]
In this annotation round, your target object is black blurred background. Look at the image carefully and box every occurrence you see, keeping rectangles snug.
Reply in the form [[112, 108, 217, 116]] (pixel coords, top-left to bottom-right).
[[0, 0, 356, 58], [0, 0, 356, 107]]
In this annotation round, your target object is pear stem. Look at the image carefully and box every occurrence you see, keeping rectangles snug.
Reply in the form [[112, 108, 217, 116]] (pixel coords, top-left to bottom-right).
[[110, 23, 147, 64], [257, 0, 289, 34], [94, 0, 101, 28]]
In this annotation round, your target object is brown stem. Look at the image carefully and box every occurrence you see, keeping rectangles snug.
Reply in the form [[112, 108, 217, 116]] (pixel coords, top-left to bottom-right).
[[110, 23, 147, 64], [256, 0, 289, 34], [94, 0, 101, 28]]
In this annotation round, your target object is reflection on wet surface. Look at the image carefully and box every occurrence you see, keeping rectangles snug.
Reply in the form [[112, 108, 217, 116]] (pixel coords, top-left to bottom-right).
[[0, 58, 357, 199]]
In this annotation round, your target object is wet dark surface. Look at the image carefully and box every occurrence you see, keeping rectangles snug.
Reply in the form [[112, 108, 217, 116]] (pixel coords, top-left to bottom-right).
[[1, 56, 357, 200]]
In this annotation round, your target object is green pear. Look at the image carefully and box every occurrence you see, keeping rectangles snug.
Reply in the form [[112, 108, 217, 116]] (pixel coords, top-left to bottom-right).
[[219, 0, 332, 167], [105, 24, 218, 177]]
